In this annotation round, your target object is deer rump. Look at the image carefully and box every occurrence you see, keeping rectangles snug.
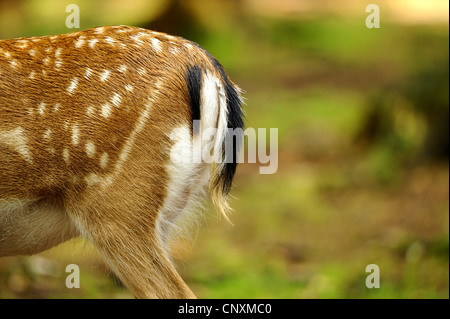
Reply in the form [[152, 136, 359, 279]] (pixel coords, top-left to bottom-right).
[[0, 26, 244, 298]]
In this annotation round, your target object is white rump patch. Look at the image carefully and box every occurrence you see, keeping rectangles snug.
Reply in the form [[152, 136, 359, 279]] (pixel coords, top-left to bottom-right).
[[157, 125, 210, 247]]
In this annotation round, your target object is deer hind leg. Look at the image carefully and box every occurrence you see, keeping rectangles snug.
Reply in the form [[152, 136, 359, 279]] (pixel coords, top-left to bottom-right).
[[0, 198, 78, 257], [65, 178, 196, 299]]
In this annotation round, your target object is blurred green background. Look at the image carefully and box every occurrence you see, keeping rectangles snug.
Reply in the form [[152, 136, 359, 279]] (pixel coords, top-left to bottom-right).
[[0, 0, 448, 298]]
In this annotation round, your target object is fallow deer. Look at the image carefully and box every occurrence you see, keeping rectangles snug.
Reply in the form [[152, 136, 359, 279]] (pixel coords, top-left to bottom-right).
[[0, 25, 244, 298]]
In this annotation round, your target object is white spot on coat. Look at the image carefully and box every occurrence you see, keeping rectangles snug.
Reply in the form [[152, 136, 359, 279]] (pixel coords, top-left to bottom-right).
[[43, 129, 52, 140], [38, 102, 46, 115], [100, 153, 109, 169], [88, 38, 99, 48], [94, 27, 105, 34], [111, 93, 122, 107], [85, 173, 101, 186], [63, 148, 70, 164], [0, 127, 33, 164], [10, 59, 18, 69], [85, 68, 93, 79], [16, 40, 28, 49], [72, 124, 80, 145], [74, 36, 86, 48], [100, 70, 110, 82], [151, 38, 162, 53], [55, 59, 63, 68], [86, 105, 95, 116], [85, 141, 96, 158], [105, 37, 116, 46], [101, 103, 112, 118], [67, 77, 79, 94], [55, 48, 62, 58], [137, 67, 147, 76]]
